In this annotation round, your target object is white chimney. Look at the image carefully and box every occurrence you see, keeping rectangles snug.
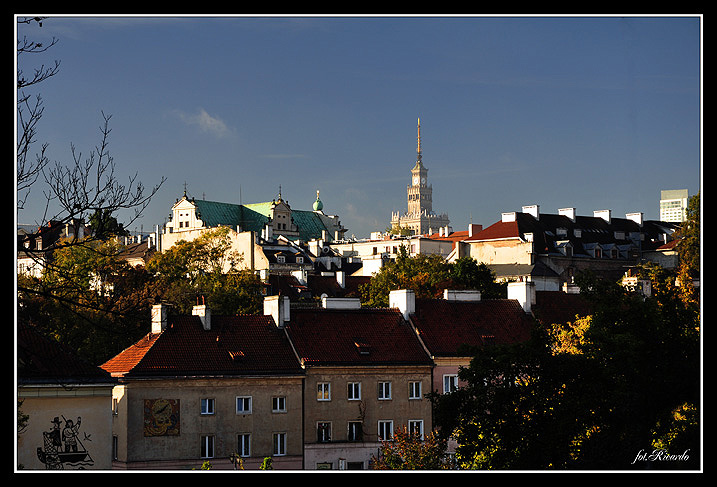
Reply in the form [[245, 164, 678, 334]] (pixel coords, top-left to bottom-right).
[[443, 289, 481, 301], [321, 297, 361, 309], [264, 295, 290, 328], [522, 205, 540, 220], [594, 209, 611, 223], [192, 304, 211, 330], [502, 212, 517, 223], [507, 281, 535, 313], [468, 224, 482, 238], [151, 304, 169, 334], [626, 212, 643, 227], [559, 207, 576, 222], [389, 289, 415, 320]]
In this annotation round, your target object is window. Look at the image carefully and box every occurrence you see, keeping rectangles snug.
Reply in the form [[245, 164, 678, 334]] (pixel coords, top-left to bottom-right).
[[444, 375, 458, 394], [200, 435, 214, 459], [201, 398, 215, 415], [347, 382, 361, 400], [317, 382, 331, 401], [277, 255, 286, 263], [378, 421, 393, 441], [317, 422, 331, 443], [378, 381, 392, 400], [112, 435, 118, 460], [236, 396, 252, 414], [348, 422, 363, 442], [296, 256, 304, 264], [112, 397, 119, 415], [238, 433, 251, 457], [272, 396, 286, 413], [408, 420, 424, 439], [409, 381, 422, 400], [273, 433, 286, 456]]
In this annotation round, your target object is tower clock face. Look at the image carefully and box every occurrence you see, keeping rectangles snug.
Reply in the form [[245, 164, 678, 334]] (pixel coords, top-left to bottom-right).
[[421, 177, 426, 184], [413, 177, 419, 185]]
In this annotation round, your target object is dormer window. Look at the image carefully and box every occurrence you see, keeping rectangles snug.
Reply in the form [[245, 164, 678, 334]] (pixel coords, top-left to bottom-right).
[[276, 255, 286, 264], [296, 256, 304, 264]]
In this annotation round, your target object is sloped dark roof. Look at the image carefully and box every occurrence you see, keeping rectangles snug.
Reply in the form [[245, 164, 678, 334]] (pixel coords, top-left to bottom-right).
[[101, 314, 303, 378], [531, 291, 593, 326], [18, 323, 116, 386], [285, 308, 432, 366], [409, 298, 534, 357], [464, 211, 674, 258]]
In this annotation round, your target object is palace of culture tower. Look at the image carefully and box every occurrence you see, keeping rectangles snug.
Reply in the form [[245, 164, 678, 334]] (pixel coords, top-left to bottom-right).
[[390, 119, 450, 235]]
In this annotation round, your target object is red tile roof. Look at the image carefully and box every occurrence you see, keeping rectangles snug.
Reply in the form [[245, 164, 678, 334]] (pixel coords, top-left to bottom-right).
[[285, 308, 431, 366], [409, 298, 534, 357], [464, 220, 521, 242], [101, 314, 302, 377]]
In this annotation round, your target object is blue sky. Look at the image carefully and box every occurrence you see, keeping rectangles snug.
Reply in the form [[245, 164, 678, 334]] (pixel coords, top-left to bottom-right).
[[17, 15, 701, 239]]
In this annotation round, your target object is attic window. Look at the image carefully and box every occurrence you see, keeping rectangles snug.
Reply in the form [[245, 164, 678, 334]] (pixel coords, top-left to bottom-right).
[[277, 255, 286, 264], [228, 350, 245, 361], [354, 341, 371, 355]]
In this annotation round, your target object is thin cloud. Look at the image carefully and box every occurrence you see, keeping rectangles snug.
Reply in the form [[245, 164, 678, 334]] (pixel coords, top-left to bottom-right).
[[175, 108, 231, 138]]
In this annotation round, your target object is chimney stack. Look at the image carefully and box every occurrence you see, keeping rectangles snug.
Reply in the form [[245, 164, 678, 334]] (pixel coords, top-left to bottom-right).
[[559, 207, 576, 222], [192, 304, 212, 330], [522, 205, 540, 220], [151, 304, 170, 334], [594, 209, 612, 223], [468, 223, 482, 238], [443, 289, 481, 301], [264, 295, 290, 328], [507, 281, 535, 313], [389, 289, 415, 320]]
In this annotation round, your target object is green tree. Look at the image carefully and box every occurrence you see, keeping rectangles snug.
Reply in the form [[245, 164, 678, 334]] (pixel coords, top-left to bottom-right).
[[146, 227, 263, 315], [371, 427, 452, 470], [360, 246, 451, 307], [360, 249, 507, 308], [19, 236, 158, 364], [677, 191, 700, 275], [385, 224, 413, 236], [431, 268, 700, 470], [449, 256, 507, 298]]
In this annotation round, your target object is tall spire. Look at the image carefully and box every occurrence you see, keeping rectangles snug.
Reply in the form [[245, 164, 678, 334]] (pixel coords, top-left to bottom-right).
[[416, 117, 422, 162]]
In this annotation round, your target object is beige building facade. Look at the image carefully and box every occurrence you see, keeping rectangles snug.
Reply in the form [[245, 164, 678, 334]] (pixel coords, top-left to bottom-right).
[[110, 376, 304, 470]]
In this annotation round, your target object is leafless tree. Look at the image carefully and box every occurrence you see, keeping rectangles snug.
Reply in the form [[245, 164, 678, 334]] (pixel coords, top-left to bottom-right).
[[16, 16, 165, 253]]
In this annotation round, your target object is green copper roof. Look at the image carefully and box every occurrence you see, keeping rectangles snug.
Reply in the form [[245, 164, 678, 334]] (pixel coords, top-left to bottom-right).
[[190, 199, 340, 242]]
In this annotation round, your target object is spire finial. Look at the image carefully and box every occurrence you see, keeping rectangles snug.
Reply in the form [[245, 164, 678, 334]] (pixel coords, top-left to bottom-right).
[[416, 118, 422, 159]]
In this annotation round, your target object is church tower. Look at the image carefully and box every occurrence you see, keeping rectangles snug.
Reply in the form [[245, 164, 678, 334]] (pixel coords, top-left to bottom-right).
[[390, 119, 450, 236]]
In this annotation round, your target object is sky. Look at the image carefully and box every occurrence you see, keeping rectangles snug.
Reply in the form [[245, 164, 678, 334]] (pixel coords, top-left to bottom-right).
[[16, 15, 702, 239]]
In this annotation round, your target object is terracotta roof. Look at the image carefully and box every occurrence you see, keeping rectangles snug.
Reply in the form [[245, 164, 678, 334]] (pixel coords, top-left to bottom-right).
[[285, 308, 431, 366], [409, 298, 534, 357], [101, 314, 302, 377], [466, 220, 521, 242], [18, 323, 116, 386]]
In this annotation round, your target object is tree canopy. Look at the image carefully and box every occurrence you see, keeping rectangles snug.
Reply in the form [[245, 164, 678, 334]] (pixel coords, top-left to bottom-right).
[[430, 266, 700, 470], [360, 248, 505, 307]]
